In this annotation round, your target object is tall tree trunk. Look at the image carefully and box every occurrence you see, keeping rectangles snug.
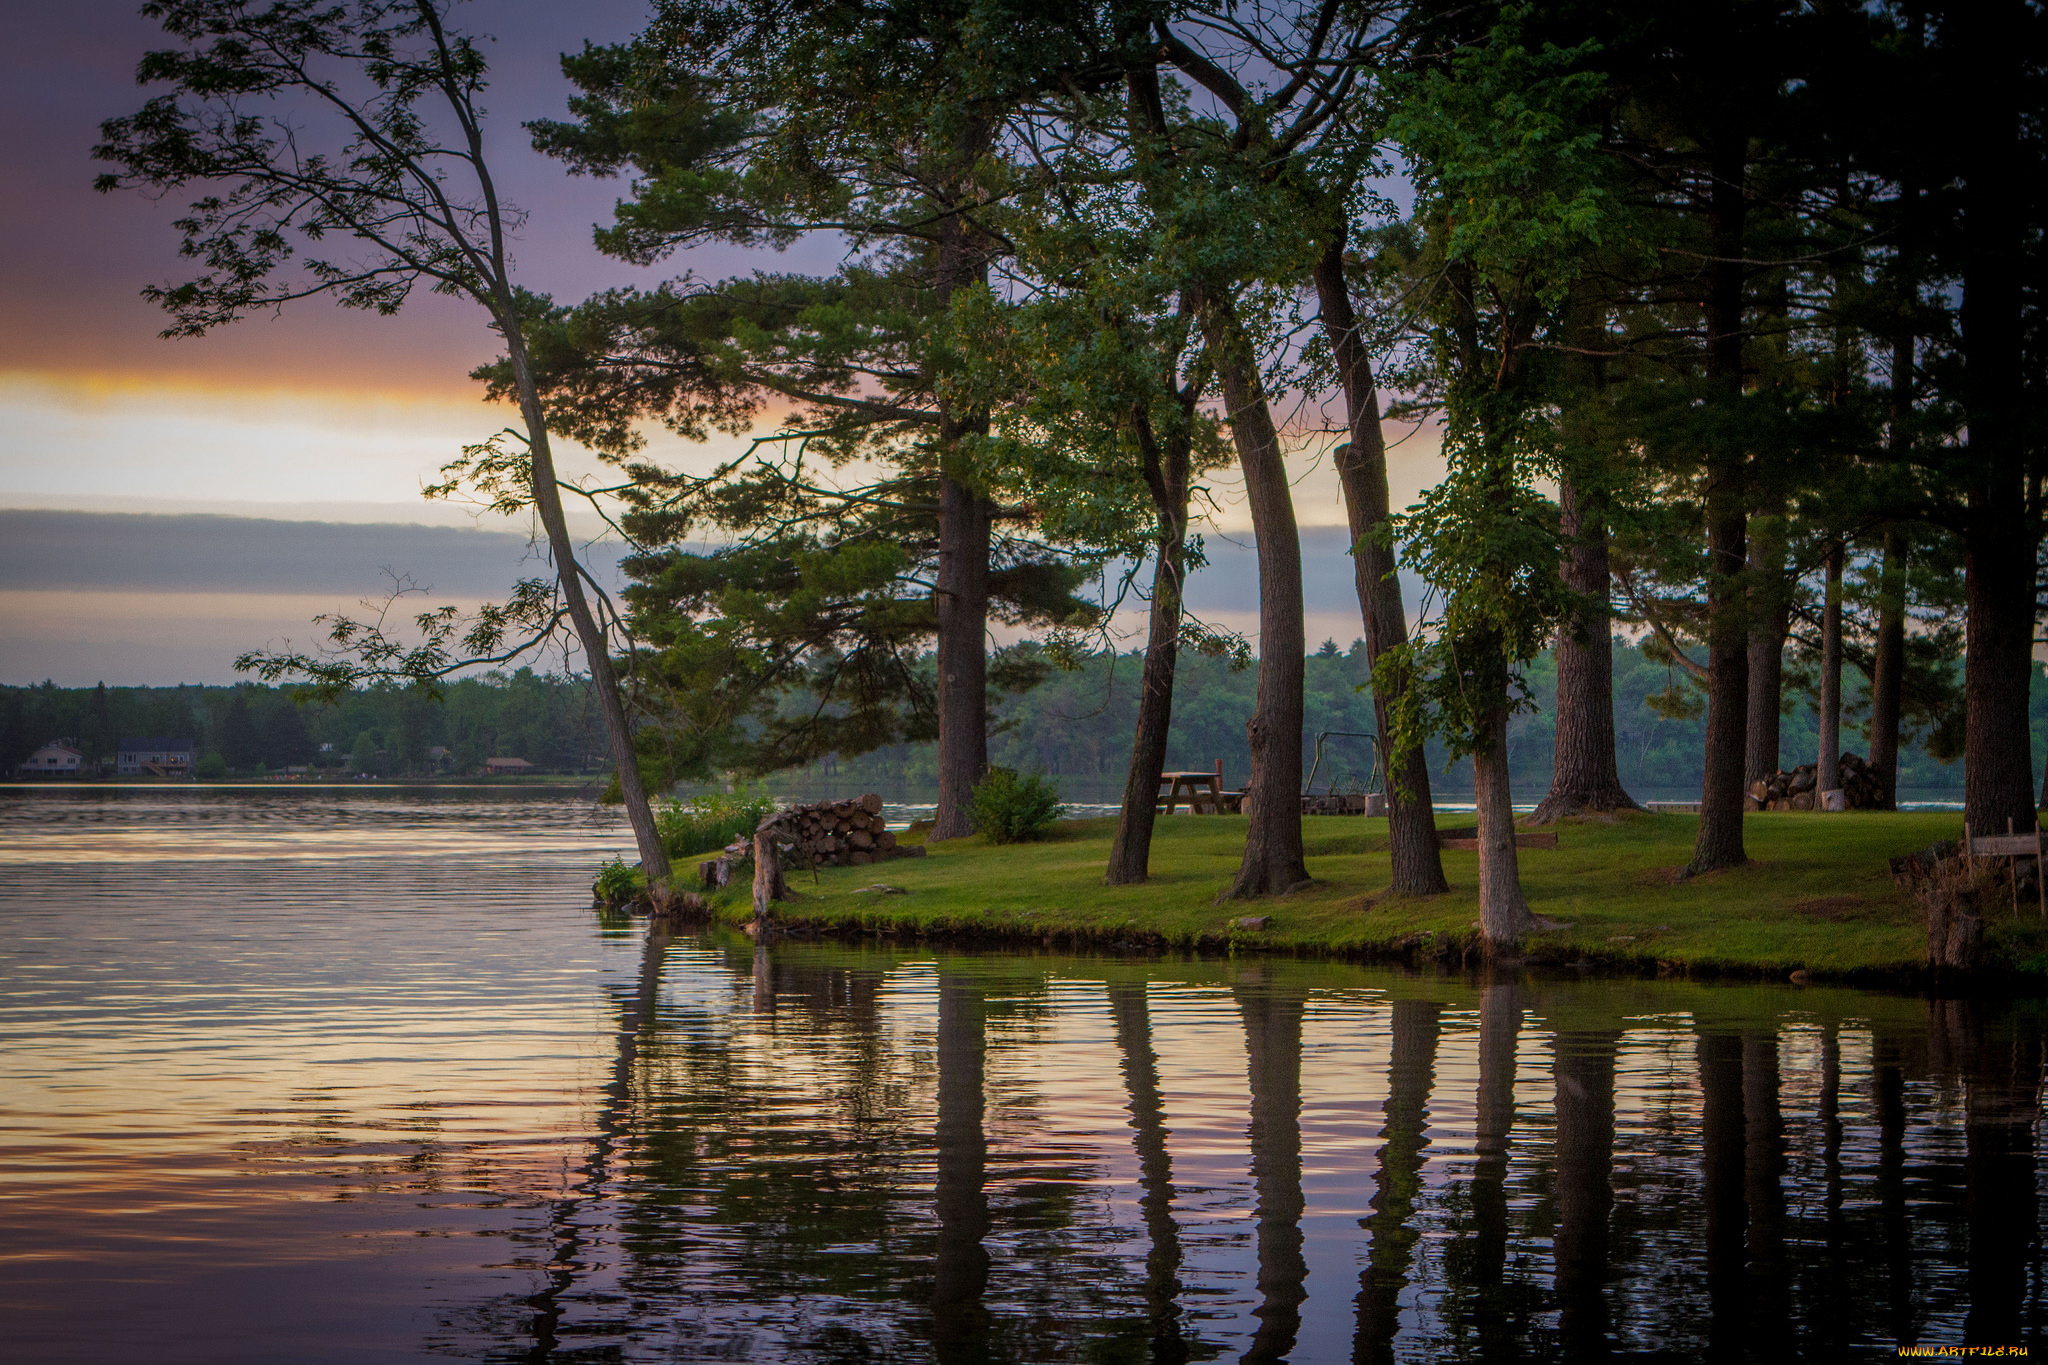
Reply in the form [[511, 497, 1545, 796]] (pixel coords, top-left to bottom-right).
[[1534, 478, 1639, 821], [1354, 999, 1443, 1365], [1203, 297, 1309, 899], [1744, 508, 1789, 790], [1235, 975, 1307, 1365], [931, 476, 994, 841], [1688, 136, 1751, 877], [500, 322, 672, 897], [927, 130, 997, 844], [1312, 244, 1447, 894], [1817, 540, 1844, 804], [1553, 1030, 1618, 1360], [932, 974, 991, 1359], [1869, 526, 1907, 810], [1474, 669, 1538, 949], [1109, 981, 1188, 1363], [1956, 0, 2037, 840], [1108, 414, 1192, 885]]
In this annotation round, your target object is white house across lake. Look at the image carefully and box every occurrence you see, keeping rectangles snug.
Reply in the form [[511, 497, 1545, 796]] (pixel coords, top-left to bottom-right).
[[18, 742, 85, 778]]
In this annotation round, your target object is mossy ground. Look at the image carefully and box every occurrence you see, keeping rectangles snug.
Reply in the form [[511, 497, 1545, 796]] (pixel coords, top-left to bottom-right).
[[660, 808, 2048, 983]]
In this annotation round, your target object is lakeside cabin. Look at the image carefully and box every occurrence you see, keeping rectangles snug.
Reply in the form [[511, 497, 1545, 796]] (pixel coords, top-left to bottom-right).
[[18, 742, 85, 778], [483, 757, 535, 776], [117, 737, 195, 777]]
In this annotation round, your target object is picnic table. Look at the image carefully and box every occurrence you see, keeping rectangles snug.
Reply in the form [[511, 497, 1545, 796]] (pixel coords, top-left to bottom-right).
[[1158, 770, 1225, 814]]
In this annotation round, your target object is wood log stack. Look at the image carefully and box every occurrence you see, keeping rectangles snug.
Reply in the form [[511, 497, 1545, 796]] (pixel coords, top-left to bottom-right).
[[698, 793, 925, 889], [1747, 752, 1888, 811]]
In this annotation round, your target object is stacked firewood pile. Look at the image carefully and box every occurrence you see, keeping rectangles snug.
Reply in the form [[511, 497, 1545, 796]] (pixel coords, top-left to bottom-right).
[[698, 793, 924, 888], [1748, 752, 1888, 811]]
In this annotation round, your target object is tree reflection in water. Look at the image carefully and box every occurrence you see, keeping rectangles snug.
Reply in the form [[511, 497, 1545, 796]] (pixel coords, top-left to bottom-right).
[[455, 938, 2045, 1363], [1109, 981, 1189, 1364], [1956, 1001, 2043, 1348], [930, 974, 992, 1361], [1551, 1027, 1618, 1361], [1355, 998, 1443, 1365], [1234, 970, 1309, 1364]]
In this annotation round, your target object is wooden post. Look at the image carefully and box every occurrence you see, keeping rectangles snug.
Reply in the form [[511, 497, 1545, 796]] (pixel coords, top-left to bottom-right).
[[752, 831, 785, 930], [2036, 822, 2045, 920], [2010, 819, 2020, 915]]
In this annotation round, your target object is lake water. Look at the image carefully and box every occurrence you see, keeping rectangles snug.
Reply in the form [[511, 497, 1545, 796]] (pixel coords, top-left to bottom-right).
[[1, 787, 2041, 1362]]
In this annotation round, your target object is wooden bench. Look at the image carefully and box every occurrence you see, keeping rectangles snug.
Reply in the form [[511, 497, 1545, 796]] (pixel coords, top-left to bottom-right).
[[1434, 827, 1559, 852], [1963, 820, 2047, 918]]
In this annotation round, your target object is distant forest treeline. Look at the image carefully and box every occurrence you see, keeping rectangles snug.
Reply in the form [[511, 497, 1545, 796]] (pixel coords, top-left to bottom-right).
[[9, 639, 2036, 794], [0, 669, 608, 777], [791, 637, 2030, 800]]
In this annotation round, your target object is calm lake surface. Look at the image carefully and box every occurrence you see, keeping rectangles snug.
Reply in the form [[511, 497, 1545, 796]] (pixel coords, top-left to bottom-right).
[[1, 787, 2041, 1363]]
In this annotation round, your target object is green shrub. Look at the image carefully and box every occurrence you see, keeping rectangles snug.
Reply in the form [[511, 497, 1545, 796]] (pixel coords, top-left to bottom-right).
[[655, 789, 779, 857], [593, 856, 640, 905], [969, 767, 1068, 844], [195, 752, 228, 780]]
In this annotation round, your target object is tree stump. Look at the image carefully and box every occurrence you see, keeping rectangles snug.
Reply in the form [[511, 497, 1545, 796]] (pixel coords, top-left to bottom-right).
[[752, 832, 786, 925]]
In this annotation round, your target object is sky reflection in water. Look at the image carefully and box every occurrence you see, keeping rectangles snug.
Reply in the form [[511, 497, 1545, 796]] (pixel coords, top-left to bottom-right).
[[0, 787, 2041, 1362]]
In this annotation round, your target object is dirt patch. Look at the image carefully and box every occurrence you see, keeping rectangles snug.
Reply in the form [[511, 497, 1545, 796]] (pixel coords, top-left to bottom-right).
[[1792, 895, 1870, 922]]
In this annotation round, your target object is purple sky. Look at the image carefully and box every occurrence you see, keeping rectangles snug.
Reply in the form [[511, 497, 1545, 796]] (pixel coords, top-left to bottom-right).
[[0, 2, 1432, 686]]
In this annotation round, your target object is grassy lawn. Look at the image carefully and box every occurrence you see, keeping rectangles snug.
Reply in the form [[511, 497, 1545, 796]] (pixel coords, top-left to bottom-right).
[[665, 807, 2048, 982]]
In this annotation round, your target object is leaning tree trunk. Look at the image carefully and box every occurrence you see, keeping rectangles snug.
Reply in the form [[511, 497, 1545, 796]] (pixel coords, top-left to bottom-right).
[[1532, 477, 1639, 822], [1816, 539, 1844, 806], [1473, 651, 1538, 950], [1687, 137, 1751, 878], [1204, 296, 1309, 899], [1744, 507, 1789, 789], [1956, 0, 2038, 840], [1312, 243, 1447, 895], [1107, 419, 1191, 885], [499, 312, 672, 898], [931, 474, 995, 841]]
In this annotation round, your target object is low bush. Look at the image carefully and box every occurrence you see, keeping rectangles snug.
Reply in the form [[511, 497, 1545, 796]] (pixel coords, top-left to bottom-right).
[[593, 856, 640, 906], [655, 789, 779, 858], [969, 767, 1068, 844]]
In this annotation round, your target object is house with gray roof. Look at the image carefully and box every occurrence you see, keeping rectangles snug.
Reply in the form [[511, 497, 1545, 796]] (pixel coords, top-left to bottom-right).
[[118, 738, 195, 777]]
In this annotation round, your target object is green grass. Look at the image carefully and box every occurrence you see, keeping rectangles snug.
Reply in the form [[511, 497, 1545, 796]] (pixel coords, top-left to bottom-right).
[[675, 808, 2037, 982]]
